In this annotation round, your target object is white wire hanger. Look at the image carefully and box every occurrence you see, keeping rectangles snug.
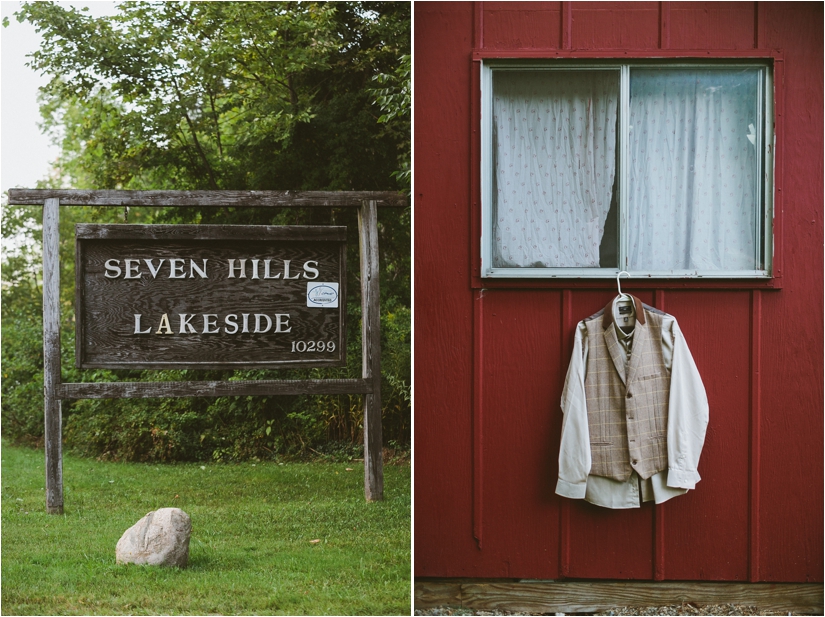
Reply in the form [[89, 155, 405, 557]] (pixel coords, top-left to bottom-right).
[[614, 271, 636, 326], [616, 270, 631, 301]]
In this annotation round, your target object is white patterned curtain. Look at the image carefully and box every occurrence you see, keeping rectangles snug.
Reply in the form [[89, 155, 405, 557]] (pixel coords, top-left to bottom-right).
[[492, 71, 618, 268], [627, 69, 760, 271]]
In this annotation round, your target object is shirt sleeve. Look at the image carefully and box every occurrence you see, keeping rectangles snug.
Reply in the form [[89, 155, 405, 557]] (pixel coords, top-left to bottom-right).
[[663, 318, 709, 490], [556, 321, 591, 499]]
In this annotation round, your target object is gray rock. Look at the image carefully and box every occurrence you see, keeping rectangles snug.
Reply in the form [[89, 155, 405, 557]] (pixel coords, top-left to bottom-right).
[[116, 507, 191, 567]]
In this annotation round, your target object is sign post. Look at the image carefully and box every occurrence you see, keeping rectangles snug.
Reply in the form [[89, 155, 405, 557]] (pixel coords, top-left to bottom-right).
[[43, 197, 63, 514], [8, 189, 407, 510], [359, 200, 383, 501]]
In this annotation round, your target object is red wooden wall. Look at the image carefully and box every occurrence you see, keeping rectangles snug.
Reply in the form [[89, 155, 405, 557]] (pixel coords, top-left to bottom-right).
[[414, 2, 823, 582]]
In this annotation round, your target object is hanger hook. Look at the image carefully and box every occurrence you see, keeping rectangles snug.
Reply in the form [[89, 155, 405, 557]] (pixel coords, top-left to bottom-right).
[[616, 270, 630, 297]]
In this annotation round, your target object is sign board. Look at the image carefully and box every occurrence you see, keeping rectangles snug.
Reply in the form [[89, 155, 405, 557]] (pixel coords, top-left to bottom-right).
[[75, 224, 346, 369]]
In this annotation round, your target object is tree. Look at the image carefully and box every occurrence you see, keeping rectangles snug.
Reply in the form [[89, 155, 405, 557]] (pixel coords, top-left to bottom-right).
[[372, 53, 411, 189], [2, 1, 410, 460], [22, 1, 408, 192]]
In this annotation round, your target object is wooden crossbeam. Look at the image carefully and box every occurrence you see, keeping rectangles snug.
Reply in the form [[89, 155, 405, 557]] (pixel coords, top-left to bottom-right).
[[7, 189, 407, 207], [58, 378, 374, 399]]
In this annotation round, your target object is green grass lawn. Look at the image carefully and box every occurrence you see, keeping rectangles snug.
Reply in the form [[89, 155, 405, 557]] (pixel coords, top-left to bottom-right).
[[1, 441, 410, 615]]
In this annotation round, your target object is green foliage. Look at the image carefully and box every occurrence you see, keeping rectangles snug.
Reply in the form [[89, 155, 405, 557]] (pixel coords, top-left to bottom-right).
[[2, 1, 410, 461], [20, 1, 409, 192], [381, 302, 412, 444], [1, 204, 109, 447], [2, 442, 411, 615], [1, 312, 44, 446], [372, 53, 411, 189]]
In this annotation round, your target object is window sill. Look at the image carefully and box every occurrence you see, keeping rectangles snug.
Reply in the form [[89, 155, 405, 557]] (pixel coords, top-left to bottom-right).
[[471, 274, 783, 290]]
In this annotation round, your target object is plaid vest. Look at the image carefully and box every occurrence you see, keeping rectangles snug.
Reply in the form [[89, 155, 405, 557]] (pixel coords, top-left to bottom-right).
[[583, 297, 670, 482]]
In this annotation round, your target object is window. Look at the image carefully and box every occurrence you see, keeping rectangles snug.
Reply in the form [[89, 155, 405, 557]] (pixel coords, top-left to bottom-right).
[[480, 61, 774, 278]]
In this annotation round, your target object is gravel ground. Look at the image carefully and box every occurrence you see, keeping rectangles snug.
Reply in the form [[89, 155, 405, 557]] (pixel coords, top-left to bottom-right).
[[415, 605, 811, 616]]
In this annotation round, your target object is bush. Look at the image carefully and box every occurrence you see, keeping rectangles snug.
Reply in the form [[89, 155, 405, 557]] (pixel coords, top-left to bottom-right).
[[1, 315, 46, 448]]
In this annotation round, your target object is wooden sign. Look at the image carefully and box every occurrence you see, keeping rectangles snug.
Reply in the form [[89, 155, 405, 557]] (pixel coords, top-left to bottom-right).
[[75, 224, 346, 369]]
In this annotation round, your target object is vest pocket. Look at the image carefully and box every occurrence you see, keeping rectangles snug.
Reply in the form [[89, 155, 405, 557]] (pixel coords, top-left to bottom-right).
[[590, 441, 612, 446]]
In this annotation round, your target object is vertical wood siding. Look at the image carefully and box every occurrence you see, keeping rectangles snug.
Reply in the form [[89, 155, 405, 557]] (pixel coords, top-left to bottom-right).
[[669, 2, 757, 50], [572, 2, 660, 50], [415, 2, 823, 582], [414, 3, 478, 572], [756, 3, 824, 582], [482, 3, 562, 49]]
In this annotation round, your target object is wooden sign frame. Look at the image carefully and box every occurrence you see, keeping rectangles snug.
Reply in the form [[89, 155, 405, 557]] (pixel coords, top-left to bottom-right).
[[6, 189, 408, 512], [75, 224, 347, 370]]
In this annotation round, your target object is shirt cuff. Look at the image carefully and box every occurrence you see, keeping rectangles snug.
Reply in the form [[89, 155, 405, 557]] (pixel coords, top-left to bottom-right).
[[556, 477, 587, 499], [667, 468, 700, 489]]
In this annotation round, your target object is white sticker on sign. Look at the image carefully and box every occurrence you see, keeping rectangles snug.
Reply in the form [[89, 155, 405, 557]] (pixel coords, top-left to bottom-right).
[[307, 282, 339, 308]]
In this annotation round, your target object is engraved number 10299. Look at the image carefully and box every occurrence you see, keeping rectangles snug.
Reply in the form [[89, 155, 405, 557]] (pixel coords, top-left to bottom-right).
[[291, 340, 336, 353]]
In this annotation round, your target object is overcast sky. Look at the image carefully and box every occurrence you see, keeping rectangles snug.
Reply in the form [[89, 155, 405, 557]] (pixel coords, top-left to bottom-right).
[[1, 1, 119, 195]]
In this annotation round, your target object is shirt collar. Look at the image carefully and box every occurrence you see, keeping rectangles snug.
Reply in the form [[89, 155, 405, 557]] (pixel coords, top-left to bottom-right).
[[614, 321, 634, 342], [602, 294, 646, 330]]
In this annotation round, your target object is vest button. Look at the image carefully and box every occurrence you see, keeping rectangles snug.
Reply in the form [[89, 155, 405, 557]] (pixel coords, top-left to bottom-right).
[[632, 459, 638, 465], [626, 392, 633, 398]]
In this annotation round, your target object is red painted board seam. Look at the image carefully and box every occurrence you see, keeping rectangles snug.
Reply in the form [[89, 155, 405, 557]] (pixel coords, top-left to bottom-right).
[[470, 13, 483, 554], [473, 289, 484, 550], [753, 2, 759, 49], [474, 1, 483, 50], [653, 505, 666, 580], [653, 289, 666, 580], [559, 290, 573, 576], [659, 2, 671, 50], [561, 1, 572, 50], [654, 289, 666, 313], [748, 290, 762, 581], [469, 56, 481, 282], [772, 57, 785, 280]]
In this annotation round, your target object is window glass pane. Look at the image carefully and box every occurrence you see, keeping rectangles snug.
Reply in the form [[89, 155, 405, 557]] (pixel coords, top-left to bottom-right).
[[628, 68, 762, 271], [492, 70, 619, 268]]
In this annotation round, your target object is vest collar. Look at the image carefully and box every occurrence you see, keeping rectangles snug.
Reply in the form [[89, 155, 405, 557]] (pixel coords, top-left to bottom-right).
[[602, 297, 651, 386], [602, 294, 646, 329]]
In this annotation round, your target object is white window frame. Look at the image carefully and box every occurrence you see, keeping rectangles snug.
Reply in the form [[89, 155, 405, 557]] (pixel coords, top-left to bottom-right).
[[480, 59, 775, 279]]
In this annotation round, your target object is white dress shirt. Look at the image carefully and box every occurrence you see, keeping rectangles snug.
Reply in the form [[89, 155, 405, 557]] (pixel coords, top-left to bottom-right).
[[556, 305, 709, 509]]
